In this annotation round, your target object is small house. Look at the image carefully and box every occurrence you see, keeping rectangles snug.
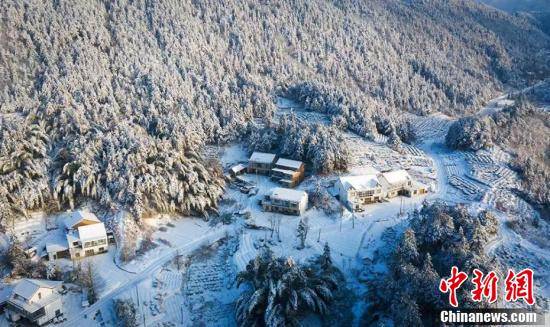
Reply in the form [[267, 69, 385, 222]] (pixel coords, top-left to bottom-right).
[[67, 222, 108, 259], [229, 163, 247, 177], [271, 158, 305, 188], [5, 279, 63, 326], [45, 241, 70, 261], [247, 152, 277, 175], [45, 211, 109, 261], [405, 180, 429, 196], [262, 187, 308, 216]]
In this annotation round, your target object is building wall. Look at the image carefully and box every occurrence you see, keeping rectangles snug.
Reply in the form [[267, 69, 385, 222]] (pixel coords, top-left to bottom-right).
[[263, 197, 306, 216], [248, 162, 273, 174], [36, 298, 63, 326], [6, 294, 62, 326], [69, 237, 108, 259]]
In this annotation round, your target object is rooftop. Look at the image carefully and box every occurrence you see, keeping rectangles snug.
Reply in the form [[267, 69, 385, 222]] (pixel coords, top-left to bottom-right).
[[249, 152, 276, 164], [12, 279, 61, 301], [64, 210, 100, 230], [270, 187, 307, 203], [77, 222, 107, 242], [0, 284, 13, 304], [230, 163, 246, 173], [380, 169, 411, 185], [45, 240, 68, 253], [275, 158, 303, 170], [339, 174, 380, 191]]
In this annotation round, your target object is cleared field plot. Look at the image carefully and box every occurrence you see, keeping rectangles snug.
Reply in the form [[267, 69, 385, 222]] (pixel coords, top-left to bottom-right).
[[448, 175, 486, 199], [401, 144, 425, 157], [408, 114, 453, 140], [183, 238, 239, 326], [471, 165, 517, 188], [443, 155, 461, 177], [344, 132, 435, 183], [275, 108, 331, 125], [374, 133, 388, 144], [464, 152, 494, 165], [482, 189, 536, 217]]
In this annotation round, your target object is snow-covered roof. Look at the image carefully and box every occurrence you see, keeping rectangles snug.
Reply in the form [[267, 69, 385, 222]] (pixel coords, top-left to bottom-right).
[[409, 180, 428, 189], [46, 240, 69, 253], [339, 175, 380, 191], [65, 210, 100, 230], [77, 222, 107, 242], [230, 164, 246, 173], [270, 187, 307, 203], [13, 279, 61, 300], [0, 284, 13, 304], [249, 152, 276, 164], [380, 170, 411, 185], [275, 158, 303, 170]]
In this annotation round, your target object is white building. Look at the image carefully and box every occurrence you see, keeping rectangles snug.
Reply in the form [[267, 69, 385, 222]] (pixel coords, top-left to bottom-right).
[[337, 168, 428, 211], [67, 221, 108, 259], [4, 279, 63, 326], [262, 187, 308, 216], [46, 211, 109, 261], [336, 174, 383, 211]]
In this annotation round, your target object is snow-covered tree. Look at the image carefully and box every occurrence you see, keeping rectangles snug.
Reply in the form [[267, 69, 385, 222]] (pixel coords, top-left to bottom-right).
[[6, 238, 47, 278], [320, 242, 333, 271], [296, 218, 309, 249], [114, 298, 138, 327], [247, 115, 350, 174], [1, 0, 548, 226], [72, 262, 103, 304], [445, 116, 493, 150], [236, 248, 338, 326], [365, 201, 501, 325]]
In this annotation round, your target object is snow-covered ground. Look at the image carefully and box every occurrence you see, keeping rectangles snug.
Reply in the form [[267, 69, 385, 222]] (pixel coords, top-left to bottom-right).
[[1, 93, 548, 326]]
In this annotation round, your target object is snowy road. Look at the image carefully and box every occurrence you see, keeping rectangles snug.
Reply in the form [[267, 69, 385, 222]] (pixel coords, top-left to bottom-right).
[[60, 226, 230, 327]]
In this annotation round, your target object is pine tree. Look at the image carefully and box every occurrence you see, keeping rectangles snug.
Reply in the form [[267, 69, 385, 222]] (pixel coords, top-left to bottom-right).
[[114, 299, 138, 327], [236, 248, 338, 326], [296, 218, 309, 249], [320, 242, 333, 271]]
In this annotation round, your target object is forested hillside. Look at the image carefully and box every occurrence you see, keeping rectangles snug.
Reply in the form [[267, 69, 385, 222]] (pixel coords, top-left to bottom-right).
[[1, 0, 549, 224], [478, 0, 550, 12]]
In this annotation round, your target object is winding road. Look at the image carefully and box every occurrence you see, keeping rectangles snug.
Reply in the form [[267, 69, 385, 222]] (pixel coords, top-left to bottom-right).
[[60, 227, 230, 326]]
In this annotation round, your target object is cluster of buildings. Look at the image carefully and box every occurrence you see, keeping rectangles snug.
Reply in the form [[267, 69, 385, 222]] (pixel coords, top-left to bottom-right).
[[246, 152, 305, 188], [229, 151, 428, 216], [336, 167, 428, 212], [229, 152, 308, 216], [0, 279, 64, 326], [0, 211, 116, 325], [45, 211, 114, 262]]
